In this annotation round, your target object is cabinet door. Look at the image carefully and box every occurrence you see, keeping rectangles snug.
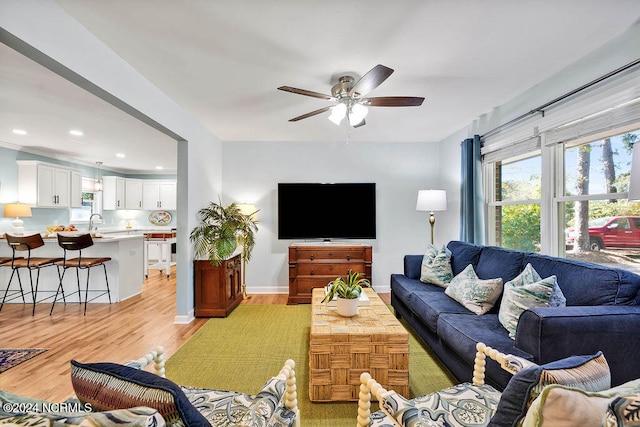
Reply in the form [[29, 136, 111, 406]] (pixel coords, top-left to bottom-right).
[[53, 168, 71, 207], [142, 182, 160, 210], [36, 164, 56, 207], [115, 178, 125, 209], [158, 181, 177, 210], [70, 170, 83, 208], [125, 179, 142, 210]]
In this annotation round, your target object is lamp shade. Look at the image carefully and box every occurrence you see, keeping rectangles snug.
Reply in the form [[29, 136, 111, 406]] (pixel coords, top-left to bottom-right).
[[416, 190, 447, 212], [629, 142, 640, 201], [4, 203, 32, 218], [237, 203, 259, 221]]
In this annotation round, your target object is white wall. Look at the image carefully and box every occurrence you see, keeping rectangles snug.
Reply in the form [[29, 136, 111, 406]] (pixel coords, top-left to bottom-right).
[[222, 140, 443, 293], [0, 0, 223, 320]]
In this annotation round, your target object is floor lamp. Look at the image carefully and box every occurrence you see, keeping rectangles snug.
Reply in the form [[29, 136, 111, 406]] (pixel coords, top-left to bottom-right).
[[416, 190, 447, 245], [237, 203, 258, 300]]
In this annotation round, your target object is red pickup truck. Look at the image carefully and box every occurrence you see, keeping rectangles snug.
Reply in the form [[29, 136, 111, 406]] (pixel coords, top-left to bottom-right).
[[566, 216, 640, 251]]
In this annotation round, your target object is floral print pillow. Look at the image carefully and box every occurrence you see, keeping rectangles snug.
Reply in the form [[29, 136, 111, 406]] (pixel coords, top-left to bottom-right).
[[444, 264, 503, 315]]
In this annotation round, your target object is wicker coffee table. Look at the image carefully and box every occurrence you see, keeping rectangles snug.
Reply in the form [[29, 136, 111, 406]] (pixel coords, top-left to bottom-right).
[[309, 287, 409, 402]]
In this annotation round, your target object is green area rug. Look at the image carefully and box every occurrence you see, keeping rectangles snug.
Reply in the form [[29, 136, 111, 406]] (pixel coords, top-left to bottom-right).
[[166, 304, 455, 426]]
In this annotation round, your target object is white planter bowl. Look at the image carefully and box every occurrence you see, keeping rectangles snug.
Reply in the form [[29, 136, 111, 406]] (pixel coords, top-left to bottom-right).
[[336, 297, 359, 317]]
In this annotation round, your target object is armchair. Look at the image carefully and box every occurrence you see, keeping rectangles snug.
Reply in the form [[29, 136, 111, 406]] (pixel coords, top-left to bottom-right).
[[357, 342, 613, 427]]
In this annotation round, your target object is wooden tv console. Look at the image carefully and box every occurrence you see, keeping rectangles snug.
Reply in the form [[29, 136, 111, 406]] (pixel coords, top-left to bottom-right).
[[287, 242, 372, 304]]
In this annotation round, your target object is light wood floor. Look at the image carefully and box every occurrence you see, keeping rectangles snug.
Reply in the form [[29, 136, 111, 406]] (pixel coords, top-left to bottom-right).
[[0, 267, 389, 402]]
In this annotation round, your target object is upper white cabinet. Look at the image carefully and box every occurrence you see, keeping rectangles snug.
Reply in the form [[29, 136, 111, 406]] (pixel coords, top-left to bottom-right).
[[102, 176, 126, 210], [17, 161, 81, 208], [142, 181, 177, 210], [70, 170, 83, 208], [124, 179, 143, 210], [103, 177, 176, 211]]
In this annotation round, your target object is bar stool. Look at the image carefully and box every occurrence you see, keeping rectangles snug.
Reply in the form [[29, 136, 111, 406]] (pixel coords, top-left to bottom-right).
[[51, 233, 112, 315], [2, 234, 63, 315]]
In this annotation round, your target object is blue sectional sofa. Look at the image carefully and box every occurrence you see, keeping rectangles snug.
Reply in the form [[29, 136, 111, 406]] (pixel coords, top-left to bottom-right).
[[391, 240, 640, 390]]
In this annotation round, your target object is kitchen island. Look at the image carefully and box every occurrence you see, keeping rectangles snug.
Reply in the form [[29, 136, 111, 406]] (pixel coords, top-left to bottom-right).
[[0, 234, 144, 305]]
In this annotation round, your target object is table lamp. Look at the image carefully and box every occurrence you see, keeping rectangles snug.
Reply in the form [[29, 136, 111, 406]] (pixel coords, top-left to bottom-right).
[[4, 203, 32, 235], [416, 190, 447, 245]]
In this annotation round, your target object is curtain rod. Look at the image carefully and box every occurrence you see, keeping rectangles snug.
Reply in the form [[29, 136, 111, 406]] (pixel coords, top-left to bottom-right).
[[481, 57, 640, 139]]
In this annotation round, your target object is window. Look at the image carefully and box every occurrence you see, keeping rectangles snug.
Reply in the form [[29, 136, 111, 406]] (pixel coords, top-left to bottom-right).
[[69, 177, 102, 224], [559, 128, 640, 264], [486, 154, 542, 252]]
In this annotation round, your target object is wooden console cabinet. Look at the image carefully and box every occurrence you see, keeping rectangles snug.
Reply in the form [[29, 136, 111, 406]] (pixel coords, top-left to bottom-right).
[[194, 254, 242, 317], [288, 243, 372, 304]]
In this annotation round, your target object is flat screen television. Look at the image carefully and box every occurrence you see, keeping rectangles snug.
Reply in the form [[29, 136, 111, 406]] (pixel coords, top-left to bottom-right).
[[278, 182, 376, 240]]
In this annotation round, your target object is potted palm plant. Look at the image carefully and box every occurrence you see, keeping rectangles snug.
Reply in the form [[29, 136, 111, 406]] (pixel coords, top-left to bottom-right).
[[322, 270, 370, 317], [190, 200, 258, 317]]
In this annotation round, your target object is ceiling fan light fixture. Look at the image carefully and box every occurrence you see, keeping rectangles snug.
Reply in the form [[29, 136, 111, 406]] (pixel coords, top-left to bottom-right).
[[348, 103, 368, 127], [328, 103, 347, 125]]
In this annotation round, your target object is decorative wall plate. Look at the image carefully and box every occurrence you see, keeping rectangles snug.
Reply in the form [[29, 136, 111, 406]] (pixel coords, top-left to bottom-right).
[[149, 211, 172, 226]]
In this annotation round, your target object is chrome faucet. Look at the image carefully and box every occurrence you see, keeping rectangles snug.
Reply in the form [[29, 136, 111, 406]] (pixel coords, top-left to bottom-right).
[[89, 213, 103, 231]]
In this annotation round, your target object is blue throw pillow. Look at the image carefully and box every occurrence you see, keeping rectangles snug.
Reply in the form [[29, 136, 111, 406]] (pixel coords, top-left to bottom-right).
[[70, 360, 209, 427], [488, 352, 610, 427]]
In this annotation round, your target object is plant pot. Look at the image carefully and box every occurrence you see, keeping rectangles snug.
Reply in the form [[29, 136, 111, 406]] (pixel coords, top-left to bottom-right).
[[336, 297, 359, 317]]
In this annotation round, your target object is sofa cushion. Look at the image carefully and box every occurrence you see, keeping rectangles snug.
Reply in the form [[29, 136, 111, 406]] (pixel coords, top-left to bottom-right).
[[524, 253, 623, 306], [70, 360, 209, 427], [407, 286, 474, 332], [475, 246, 525, 283], [437, 313, 533, 388], [420, 244, 453, 286], [489, 352, 611, 427], [447, 241, 483, 276], [445, 265, 503, 315], [498, 264, 556, 338], [390, 273, 423, 303]]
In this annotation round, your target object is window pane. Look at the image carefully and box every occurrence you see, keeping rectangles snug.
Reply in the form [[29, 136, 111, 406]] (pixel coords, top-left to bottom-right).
[[495, 203, 541, 252], [562, 200, 640, 272], [499, 156, 541, 202], [564, 130, 639, 196]]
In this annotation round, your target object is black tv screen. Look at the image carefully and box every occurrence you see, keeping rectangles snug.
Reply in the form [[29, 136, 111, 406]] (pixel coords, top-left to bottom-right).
[[278, 183, 376, 240]]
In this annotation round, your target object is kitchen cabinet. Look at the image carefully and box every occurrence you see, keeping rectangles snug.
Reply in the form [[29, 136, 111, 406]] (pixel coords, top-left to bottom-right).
[[125, 179, 143, 210], [17, 160, 81, 208], [102, 176, 126, 210], [70, 170, 83, 208], [142, 181, 177, 210]]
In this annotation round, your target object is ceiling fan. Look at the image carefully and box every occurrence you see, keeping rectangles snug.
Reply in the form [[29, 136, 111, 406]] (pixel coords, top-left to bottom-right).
[[278, 64, 425, 128]]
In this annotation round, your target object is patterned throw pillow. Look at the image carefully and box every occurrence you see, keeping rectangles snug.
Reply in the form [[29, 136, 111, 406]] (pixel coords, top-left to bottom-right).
[[420, 244, 453, 287], [70, 360, 209, 427], [444, 264, 503, 315], [498, 264, 556, 338], [604, 394, 640, 427], [490, 351, 611, 427]]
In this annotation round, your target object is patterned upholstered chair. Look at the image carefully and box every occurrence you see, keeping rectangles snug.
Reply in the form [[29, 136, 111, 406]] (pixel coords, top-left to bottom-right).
[[357, 342, 614, 427], [0, 347, 300, 427], [76, 347, 301, 427]]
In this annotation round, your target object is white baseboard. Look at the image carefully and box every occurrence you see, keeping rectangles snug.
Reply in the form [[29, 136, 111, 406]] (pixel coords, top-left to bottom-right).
[[174, 308, 195, 324]]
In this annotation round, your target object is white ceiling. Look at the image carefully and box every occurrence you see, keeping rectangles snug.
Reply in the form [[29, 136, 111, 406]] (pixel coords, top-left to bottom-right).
[[1, 1, 639, 174]]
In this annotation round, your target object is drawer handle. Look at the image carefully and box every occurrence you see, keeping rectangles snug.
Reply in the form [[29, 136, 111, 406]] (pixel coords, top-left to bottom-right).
[[310, 270, 314, 275], [310, 254, 314, 260], [347, 255, 351, 261]]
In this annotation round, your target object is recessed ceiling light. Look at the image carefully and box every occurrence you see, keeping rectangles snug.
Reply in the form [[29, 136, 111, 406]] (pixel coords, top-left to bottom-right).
[[116, 153, 126, 158], [12, 129, 27, 135], [69, 129, 84, 136], [155, 166, 163, 170]]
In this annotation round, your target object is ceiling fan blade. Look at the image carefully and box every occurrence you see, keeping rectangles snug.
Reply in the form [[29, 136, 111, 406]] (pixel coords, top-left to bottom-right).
[[348, 64, 394, 98], [278, 86, 332, 100], [289, 106, 331, 122], [362, 96, 425, 107]]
